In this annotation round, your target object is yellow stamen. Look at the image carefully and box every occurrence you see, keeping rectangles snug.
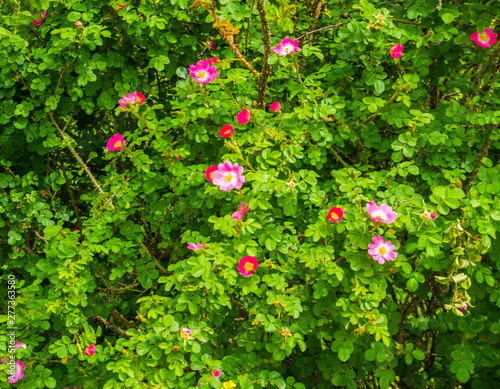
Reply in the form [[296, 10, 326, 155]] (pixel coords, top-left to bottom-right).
[[225, 174, 233, 182], [379, 247, 387, 255], [377, 14, 385, 21], [244, 262, 254, 272], [224, 129, 231, 135], [479, 33, 489, 42], [197, 71, 206, 79], [329, 211, 339, 220], [210, 172, 214, 179], [114, 141, 122, 148], [285, 47, 290, 53]]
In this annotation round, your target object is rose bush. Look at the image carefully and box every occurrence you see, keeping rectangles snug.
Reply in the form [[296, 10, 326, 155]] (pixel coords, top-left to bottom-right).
[[1, 0, 500, 388]]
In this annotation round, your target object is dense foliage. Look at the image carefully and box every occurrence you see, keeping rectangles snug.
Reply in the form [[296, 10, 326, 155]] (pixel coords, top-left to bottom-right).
[[1, 0, 500, 388]]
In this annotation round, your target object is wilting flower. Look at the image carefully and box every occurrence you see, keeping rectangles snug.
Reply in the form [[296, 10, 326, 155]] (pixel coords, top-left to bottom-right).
[[238, 256, 258, 277], [115, 1, 126, 12], [459, 302, 468, 312], [118, 92, 145, 112], [327, 206, 344, 222], [106, 134, 125, 151], [75, 21, 83, 26], [273, 36, 300, 56], [32, 10, 47, 26], [270, 102, 281, 112], [219, 124, 234, 138], [173, 345, 180, 351], [212, 161, 246, 191], [366, 201, 397, 224], [422, 211, 437, 220], [471, 28, 497, 48], [189, 58, 218, 84], [390, 43, 403, 59], [187, 243, 204, 251], [232, 202, 250, 220], [368, 236, 398, 264], [237, 108, 250, 124], [84, 344, 96, 357], [205, 165, 218, 182], [208, 41, 217, 50]]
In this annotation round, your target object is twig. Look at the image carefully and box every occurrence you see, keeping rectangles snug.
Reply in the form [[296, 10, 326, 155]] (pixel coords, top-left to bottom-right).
[[441, 91, 462, 102], [94, 314, 131, 339], [329, 147, 348, 168], [48, 112, 114, 210], [256, 0, 272, 110], [297, 22, 343, 42]]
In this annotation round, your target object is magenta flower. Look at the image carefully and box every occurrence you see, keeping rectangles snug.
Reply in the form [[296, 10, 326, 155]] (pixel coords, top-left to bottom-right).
[[205, 165, 218, 182], [173, 345, 179, 351], [390, 43, 403, 59], [75, 21, 83, 26], [211, 56, 217, 64], [237, 108, 250, 124], [366, 201, 397, 224], [182, 328, 193, 334], [219, 124, 234, 138], [273, 36, 300, 56], [212, 161, 246, 191], [368, 236, 398, 264], [32, 10, 46, 26], [214, 369, 222, 378], [189, 58, 218, 84], [106, 134, 125, 151], [238, 256, 258, 277], [118, 92, 145, 112], [430, 213, 436, 219], [422, 211, 436, 220], [459, 302, 468, 312], [2, 360, 24, 383], [327, 206, 344, 222], [84, 344, 96, 357], [187, 243, 204, 251], [208, 41, 217, 50], [270, 102, 282, 112], [232, 202, 250, 220], [471, 28, 497, 48]]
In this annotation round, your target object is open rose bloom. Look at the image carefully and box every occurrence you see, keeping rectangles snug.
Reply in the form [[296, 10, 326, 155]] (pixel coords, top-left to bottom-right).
[[238, 256, 258, 276], [212, 161, 245, 191], [84, 344, 96, 357], [232, 202, 250, 220], [471, 28, 497, 48], [189, 58, 218, 83], [273, 36, 300, 56], [390, 43, 403, 59], [366, 201, 397, 224], [368, 236, 398, 264], [327, 206, 344, 222], [119, 92, 145, 111], [219, 124, 233, 138], [32, 10, 46, 26], [237, 109, 250, 124], [107, 134, 125, 151], [205, 165, 218, 182], [270, 102, 281, 112], [187, 243, 204, 251]]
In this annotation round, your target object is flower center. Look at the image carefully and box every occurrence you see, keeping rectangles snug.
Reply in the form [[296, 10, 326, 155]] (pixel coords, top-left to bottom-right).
[[244, 262, 254, 272], [374, 214, 382, 219], [210, 171, 214, 179], [379, 247, 387, 255], [330, 211, 339, 220], [479, 33, 489, 42], [285, 47, 290, 53], [114, 141, 122, 148], [224, 129, 231, 135], [198, 71, 206, 79], [377, 14, 385, 21], [225, 174, 233, 182]]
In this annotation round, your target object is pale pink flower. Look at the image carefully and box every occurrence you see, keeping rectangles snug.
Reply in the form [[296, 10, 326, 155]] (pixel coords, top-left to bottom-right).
[[422, 211, 437, 220], [327, 206, 343, 222], [270, 102, 281, 112], [182, 328, 193, 334], [14, 342, 27, 351], [5, 360, 24, 383], [238, 256, 258, 276], [189, 58, 218, 84], [118, 92, 145, 112], [237, 109, 250, 124], [273, 36, 300, 56], [232, 202, 250, 220], [205, 165, 218, 182], [212, 161, 246, 191], [187, 243, 204, 251], [75, 21, 83, 26], [459, 302, 468, 312], [219, 124, 233, 138], [106, 134, 125, 151], [390, 43, 403, 59], [368, 236, 398, 264], [471, 28, 497, 48], [366, 201, 397, 224], [84, 344, 96, 357], [32, 10, 47, 26]]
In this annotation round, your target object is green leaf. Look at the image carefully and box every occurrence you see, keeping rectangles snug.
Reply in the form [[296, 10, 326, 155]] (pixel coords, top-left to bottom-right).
[[136, 342, 151, 356], [456, 369, 470, 383], [374, 80, 385, 94], [412, 349, 425, 361], [442, 13, 455, 24], [407, 278, 418, 292]]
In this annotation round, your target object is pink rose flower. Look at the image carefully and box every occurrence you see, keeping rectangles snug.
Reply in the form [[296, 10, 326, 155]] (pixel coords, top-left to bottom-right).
[[106, 134, 125, 151], [208, 41, 217, 50], [75, 21, 83, 26], [238, 256, 258, 277], [273, 36, 300, 56], [115, 1, 126, 12], [14, 342, 27, 351], [187, 243, 204, 251], [270, 102, 281, 112], [173, 345, 179, 351], [237, 108, 250, 124], [232, 202, 250, 220], [211, 56, 217, 64], [212, 161, 246, 191], [84, 344, 96, 357], [430, 213, 436, 219], [390, 43, 403, 59], [368, 236, 398, 264], [327, 206, 344, 222], [32, 10, 47, 26], [219, 124, 234, 138], [189, 58, 218, 84], [205, 165, 218, 182], [213, 369, 222, 378], [471, 28, 497, 49], [1, 359, 24, 383], [459, 302, 468, 312], [182, 328, 193, 334], [118, 92, 145, 112], [366, 201, 397, 224]]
